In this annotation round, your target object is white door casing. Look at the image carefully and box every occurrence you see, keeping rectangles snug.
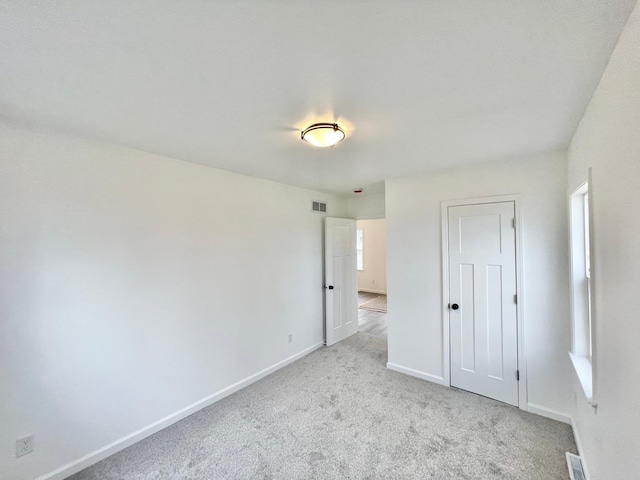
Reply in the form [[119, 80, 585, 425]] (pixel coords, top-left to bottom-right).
[[325, 217, 358, 346], [448, 201, 519, 406]]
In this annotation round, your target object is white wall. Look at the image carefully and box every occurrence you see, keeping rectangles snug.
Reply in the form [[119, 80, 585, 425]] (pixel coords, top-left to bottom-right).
[[0, 123, 347, 480], [356, 219, 386, 294], [567, 4, 640, 478], [347, 193, 385, 219], [386, 152, 572, 420]]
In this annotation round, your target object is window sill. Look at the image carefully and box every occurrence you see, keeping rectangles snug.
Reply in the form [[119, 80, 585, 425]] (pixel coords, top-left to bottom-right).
[[569, 352, 595, 405]]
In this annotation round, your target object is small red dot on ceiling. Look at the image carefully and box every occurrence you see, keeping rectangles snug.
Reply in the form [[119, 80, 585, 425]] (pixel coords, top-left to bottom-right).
[[353, 188, 363, 194]]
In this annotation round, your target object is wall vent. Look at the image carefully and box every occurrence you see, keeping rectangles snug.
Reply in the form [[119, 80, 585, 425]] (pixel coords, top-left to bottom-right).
[[312, 201, 327, 213], [566, 453, 586, 480]]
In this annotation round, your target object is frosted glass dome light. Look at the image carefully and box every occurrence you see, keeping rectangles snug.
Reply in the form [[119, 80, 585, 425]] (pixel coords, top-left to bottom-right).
[[301, 123, 345, 147]]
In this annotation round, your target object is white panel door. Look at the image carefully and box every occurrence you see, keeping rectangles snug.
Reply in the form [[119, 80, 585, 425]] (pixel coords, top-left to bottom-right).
[[325, 217, 358, 346], [448, 202, 519, 406]]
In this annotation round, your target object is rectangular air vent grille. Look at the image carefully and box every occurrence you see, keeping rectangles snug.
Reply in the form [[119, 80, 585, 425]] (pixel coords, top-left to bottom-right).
[[312, 201, 327, 213], [566, 453, 586, 480]]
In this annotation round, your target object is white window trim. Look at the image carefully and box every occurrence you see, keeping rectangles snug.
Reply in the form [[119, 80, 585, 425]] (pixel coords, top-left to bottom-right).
[[568, 177, 597, 408], [569, 352, 593, 403]]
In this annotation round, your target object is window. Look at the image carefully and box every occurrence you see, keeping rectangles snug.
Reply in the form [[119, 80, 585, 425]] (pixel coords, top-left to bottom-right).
[[583, 192, 592, 357], [571, 184, 592, 357], [569, 180, 595, 404], [356, 229, 364, 270]]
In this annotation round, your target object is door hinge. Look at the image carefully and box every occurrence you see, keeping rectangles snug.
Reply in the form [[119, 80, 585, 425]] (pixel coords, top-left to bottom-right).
[[516, 370, 520, 381], [514, 294, 517, 304], [512, 217, 516, 229]]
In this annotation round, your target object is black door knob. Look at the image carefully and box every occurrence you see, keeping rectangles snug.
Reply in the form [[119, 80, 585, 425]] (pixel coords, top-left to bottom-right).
[[451, 303, 459, 310], [326, 285, 334, 290]]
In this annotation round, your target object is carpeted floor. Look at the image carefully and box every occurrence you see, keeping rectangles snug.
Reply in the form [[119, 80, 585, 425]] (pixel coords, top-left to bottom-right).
[[70, 334, 576, 480]]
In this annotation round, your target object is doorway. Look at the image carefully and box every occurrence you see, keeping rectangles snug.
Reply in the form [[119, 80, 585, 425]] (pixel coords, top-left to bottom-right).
[[442, 197, 525, 407], [356, 219, 387, 339]]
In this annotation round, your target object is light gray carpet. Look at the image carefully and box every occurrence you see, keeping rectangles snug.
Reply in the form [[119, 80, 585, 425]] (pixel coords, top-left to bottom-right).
[[70, 334, 575, 479]]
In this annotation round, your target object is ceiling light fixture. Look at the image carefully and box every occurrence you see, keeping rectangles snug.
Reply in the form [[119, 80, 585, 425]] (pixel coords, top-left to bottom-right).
[[301, 123, 345, 148]]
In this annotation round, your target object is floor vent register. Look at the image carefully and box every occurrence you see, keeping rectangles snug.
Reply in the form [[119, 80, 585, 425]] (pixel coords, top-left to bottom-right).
[[566, 452, 586, 480]]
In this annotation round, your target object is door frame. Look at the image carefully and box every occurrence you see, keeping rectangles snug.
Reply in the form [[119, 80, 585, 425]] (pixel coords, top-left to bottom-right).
[[440, 194, 527, 410]]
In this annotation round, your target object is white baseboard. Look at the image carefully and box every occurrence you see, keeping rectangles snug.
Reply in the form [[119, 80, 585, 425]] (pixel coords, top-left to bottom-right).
[[386, 365, 570, 426], [358, 288, 387, 295], [571, 419, 591, 480], [38, 342, 324, 480], [386, 362, 446, 386], [527, 403, 571, 424]]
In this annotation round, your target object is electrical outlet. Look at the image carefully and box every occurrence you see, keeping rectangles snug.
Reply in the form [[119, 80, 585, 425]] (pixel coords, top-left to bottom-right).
[[288, 334, 293, 344], [16, 434, 34, 458]]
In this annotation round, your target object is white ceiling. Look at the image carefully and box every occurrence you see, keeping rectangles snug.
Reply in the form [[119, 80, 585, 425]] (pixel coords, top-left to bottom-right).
[[0, 1, 635, 195]]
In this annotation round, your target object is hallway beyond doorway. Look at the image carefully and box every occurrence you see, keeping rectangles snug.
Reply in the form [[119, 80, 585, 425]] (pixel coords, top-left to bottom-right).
[[358, 291, 387, 338]]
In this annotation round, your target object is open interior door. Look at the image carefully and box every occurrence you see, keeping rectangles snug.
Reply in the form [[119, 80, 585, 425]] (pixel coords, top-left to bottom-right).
[[325, 217, 358, 346]]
